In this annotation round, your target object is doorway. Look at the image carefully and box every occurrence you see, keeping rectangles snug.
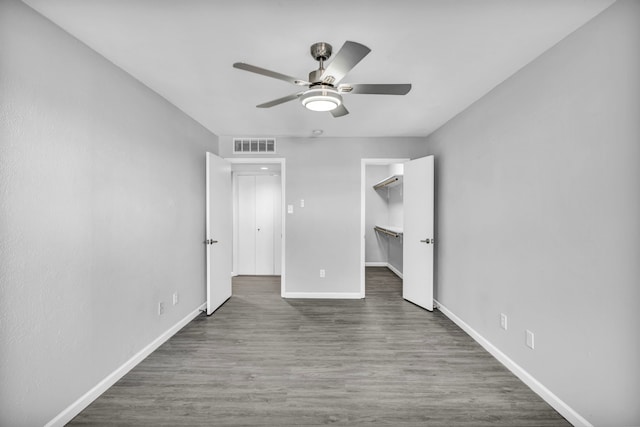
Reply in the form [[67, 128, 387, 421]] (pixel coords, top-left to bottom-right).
[[360, 157, 435, 310], [360, 159, 409, 297], [228, 158, 286, 296]]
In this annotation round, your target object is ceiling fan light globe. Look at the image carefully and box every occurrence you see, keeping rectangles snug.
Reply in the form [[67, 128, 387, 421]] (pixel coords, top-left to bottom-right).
[[304, 98, 339, 112], [300, 87, 342, 112]]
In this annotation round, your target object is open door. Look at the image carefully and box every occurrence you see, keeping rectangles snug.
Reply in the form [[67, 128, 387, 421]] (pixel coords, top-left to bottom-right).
[[402, 156, 434, 310], [206, 152, 232, 315]]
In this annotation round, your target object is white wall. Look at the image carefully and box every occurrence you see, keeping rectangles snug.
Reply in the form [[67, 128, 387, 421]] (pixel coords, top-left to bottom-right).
[[0, 1, 218, 425], [365, 165, 391, 264], [219, 137, 427, 296], [425, 1, 640, 425]]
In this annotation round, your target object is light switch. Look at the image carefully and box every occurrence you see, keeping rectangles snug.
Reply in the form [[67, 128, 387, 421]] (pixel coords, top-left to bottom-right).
[[287, 204, 294, 214], [300, 199, 305, 208]]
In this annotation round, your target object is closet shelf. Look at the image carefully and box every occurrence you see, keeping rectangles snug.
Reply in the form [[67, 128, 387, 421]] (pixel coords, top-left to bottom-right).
[[374, 225, 403, 238], [373, 174, 403, 190]]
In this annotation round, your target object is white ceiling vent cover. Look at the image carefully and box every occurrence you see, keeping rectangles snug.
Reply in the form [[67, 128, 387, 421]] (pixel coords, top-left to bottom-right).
[[233, 138, 276, 154]]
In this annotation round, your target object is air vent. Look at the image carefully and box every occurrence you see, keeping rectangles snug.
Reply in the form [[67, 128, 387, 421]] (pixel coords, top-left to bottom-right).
[[233, 138, 276, 154]]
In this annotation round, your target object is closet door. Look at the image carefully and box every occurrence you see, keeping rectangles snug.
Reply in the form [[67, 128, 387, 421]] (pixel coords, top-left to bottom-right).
[[237, 175, 256, 274], [255, 175, 278, 275]]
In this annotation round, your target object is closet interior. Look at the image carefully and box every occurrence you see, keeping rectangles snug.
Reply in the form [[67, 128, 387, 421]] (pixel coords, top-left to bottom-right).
[[365, 163, 404, 278]]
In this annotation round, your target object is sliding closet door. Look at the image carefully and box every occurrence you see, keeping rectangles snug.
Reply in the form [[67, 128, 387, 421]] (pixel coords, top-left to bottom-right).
[[255, 175, 278, 274], [237, 175, 256, 274], [236, 175, 281, 275]]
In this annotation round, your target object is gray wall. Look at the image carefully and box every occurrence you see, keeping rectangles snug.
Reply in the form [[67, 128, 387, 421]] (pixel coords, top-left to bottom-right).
[[219, 137, 427, 294], [0, 1, 218, 425], [425, 1, 639, 425]]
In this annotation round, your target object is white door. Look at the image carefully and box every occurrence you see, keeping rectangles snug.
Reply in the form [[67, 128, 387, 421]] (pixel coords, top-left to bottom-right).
[[206, 152, 232, 315], [402, 156, 434, 310], [237, 175, 256, 274], [255, 175, 278, 274], [236, 175, 280, 275]]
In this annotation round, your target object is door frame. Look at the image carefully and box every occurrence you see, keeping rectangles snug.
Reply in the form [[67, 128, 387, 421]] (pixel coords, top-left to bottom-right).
[[360, 158, 410, 298], [227, 157, 286, 297]]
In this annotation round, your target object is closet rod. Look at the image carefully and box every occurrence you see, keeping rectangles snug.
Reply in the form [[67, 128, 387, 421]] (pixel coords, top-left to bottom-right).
[[373, 176, 399, 189], [374, 226, 400, 238]]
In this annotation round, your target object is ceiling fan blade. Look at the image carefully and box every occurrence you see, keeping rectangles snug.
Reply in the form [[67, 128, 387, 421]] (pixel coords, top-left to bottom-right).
[[320, 41, 371, 85], [257, 92, 303, 108], [339, 83, 412, 95], [233, 62, 309, 86], [331, 104, 349, 118]]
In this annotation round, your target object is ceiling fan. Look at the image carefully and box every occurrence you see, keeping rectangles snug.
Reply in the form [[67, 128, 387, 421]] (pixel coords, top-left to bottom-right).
[[233, 41, 411, 118]]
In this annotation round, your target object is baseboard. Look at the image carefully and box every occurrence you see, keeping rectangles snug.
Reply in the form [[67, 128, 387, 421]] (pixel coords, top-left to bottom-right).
[[365, 261, 388, 267], [283, 292, 363, 299], [386, 263, 403, 279], [365, 262, 403, 279], [433, 299, 592, 427], [46, 302, 207, 427]]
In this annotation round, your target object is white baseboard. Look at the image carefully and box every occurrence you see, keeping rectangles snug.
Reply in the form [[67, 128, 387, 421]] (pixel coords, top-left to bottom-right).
[[386, 263, 403, 279], [283, 292, 363, 299], [365, 261, 388, 267], [46, 302, 207, 427], [433, 299, 592, 427], [365, 262, 403, 279]]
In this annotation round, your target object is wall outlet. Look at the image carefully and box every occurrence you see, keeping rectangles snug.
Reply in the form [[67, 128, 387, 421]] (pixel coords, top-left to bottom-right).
[[319, 269, 325, 278], [526, 330, 535, 349], [300, 199, 305, 208], [158, 302, 164, 316], [500, 313, 508, 330], [173, 292, 179, 306]]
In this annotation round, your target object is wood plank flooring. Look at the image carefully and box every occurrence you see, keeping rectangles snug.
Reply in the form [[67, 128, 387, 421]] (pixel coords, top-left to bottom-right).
[[69, 268, 570, 426]]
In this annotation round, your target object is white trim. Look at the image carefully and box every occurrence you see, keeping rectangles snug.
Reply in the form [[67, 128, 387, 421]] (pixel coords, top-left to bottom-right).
[[434, 299, 593, 427], [45, 303, 207, 427], [360, 158, 410, 298], [283, 292, 363, 299], [386, 263, 403, 279], [365, 262, 403, 279], [226, 158, 286, 297]]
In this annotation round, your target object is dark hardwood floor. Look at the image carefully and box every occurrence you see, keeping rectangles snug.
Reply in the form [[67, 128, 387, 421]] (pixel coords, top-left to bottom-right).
[[69, 268, 570, 426]]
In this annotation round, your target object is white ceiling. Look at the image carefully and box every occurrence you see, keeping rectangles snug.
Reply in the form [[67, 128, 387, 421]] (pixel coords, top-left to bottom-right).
[[22, 0, 615, 138]]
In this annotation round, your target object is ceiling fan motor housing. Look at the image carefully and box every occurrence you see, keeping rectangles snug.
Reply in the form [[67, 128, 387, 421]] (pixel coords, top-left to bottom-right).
[[310, 42, 332, 61], [309, 42, 333, 83], [308, 69, 325, 83]]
